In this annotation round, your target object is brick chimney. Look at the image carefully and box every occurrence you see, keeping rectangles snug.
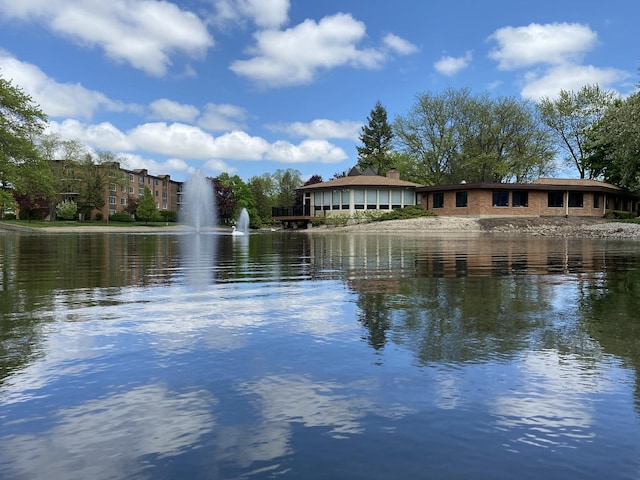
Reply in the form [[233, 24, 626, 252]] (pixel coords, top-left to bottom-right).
[[386, 168, 400, 180]]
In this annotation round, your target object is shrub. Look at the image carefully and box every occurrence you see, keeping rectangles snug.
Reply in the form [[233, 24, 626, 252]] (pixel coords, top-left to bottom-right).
[[109, 212, 134, 222], [56, 199, 78, 221], [605, 210, 637, 220], [2, 213, 16, 220], [95, 212, 102, 221], [159, 210, 178, 222], [373, 206, 435, 222]]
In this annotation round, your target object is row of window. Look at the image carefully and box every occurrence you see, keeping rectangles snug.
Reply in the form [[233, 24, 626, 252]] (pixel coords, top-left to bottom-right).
[[432, 191, 594, 209], [313, 188, 415, 210]]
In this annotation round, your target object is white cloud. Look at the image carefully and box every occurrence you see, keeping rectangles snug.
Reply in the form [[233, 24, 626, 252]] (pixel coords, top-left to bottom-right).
[[383, 33, 418, 55], [129, 122, 218, 158], [434, 51, 473, 76], [212, 0, 290, 29], [268, 139, 347, 164], [230, 13, 386, 87], [267, 119, 362, 140], [0, 52, 132, 119], [488, 22, 598, 70], [148, 98, 199, 123], [48, 119, 347, 168], [198, 103, 248, 132], [0, 0, 213, 76], [520, 64, 630, 100]]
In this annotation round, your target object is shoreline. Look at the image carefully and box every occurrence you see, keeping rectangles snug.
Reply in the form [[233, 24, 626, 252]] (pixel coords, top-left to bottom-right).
[[2, 216, 640, 239]]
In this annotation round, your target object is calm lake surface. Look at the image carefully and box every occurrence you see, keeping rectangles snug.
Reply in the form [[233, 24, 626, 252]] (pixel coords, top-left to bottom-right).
[[1, 229, 639, 479]]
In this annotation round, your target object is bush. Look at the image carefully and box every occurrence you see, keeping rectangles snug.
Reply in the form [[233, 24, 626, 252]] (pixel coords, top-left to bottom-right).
[[109, 212, 134, 222], [2, 213, 16, 220], [95, 212, 102, 221], [604, 210, 637, 220], [159, 210, 178, 222], [56, 199, 78, 220], [372, 206, 435, 222]]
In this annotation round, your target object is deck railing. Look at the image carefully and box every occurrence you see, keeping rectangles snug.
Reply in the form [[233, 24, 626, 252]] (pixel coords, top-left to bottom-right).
[[272, 205, 311, 217]]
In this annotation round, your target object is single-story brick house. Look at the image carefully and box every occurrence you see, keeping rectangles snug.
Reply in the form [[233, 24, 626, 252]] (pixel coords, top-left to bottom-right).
[[417, 178, 638, 218]]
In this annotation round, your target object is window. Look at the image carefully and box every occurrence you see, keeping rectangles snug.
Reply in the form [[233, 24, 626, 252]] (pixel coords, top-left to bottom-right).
[[391, 190, 402, 208], [341, 189, 349, 210], [512, 191, 528, 207], [456, 191, 468, 208], [109, 183, 116, 192], [594, 193, 600, 209], [366, 189, 377, 209], [109, 196, 116, 205], [129, 186, 134, 194], [129, 174, 134, 181], [332, 190, 340, 209], [568, 192, 583, 207], [404, 190, 414, 206], [120, 197, 126, 205], [354, 189, 365, 209], [548, 191, 563, 207], [492, 191, 509, 207], [433, 192, 444, 208], [378, 190, 389, 209]]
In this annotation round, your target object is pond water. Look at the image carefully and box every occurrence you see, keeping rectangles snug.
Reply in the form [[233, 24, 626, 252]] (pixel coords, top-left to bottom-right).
[[1, 230, 639, 479]]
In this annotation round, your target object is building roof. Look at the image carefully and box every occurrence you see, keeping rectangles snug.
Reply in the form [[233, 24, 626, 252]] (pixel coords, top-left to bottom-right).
[[297, 172, 422, 191], [417, 178, 633, 195]]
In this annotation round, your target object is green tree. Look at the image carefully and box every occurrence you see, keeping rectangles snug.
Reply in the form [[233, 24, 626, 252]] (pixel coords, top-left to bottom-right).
[[357, 100, 394, 175], [537, 84, 616, 179], [272, 168, 302, 207], [136, 186, 159, 224], [248, 174, 276, 224], [0, 74, 49, 214], [587, 91, 640, 191], [394, 87, 555, 185]]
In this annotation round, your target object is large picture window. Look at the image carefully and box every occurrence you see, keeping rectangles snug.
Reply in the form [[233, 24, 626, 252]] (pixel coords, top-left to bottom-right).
[[568, 192, 583, 207], [512, 191, 528, 207], [548, 191, 563, 207], [492, 191, 509, 207]]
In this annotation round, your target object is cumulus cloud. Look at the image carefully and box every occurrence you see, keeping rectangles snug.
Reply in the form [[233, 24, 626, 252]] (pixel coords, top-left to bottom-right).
[[0, 52, 133, 119], [267, 119, 362, 140], [268, 139, 347, 163], [0, 0, 213, 76], [434, 51, 473, 76], [383, 33, 419, 55], [520, 64, 630, 100], [198, 103, 248, 132], [48, 119, 348, 171], [488, 22, 598, 70], [212, 0, 290, 29], [148, 98, 199, 123], [230, 13, 395, 87]]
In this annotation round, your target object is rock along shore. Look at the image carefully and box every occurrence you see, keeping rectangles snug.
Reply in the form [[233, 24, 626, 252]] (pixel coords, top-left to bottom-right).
[[2, 216, 640, 240], [327, 216, 640, 240]]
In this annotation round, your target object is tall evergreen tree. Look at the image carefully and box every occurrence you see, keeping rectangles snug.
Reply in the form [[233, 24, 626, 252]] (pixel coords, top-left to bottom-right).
[[356, 101, 394, 175]]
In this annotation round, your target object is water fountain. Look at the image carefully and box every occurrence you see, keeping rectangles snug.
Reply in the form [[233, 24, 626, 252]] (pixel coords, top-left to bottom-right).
[[181, 172, 216, 232], [180, 173, 218, 288], [232, 208, 250, 235]]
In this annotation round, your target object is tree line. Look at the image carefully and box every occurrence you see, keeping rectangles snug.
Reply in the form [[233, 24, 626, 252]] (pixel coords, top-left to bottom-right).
[[2, 71, 639, 226], [358, 84, 640, 192]]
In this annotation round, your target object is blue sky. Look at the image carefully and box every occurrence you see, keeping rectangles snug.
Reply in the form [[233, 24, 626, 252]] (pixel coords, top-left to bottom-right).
[[0, 0, 637, 183]]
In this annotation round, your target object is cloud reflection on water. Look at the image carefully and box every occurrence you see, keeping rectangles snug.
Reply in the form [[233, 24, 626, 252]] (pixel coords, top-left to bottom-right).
[[0, 384, 216, 480]]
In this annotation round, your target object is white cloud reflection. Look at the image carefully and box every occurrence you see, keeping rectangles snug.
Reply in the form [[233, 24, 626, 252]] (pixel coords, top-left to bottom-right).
[[489, 350, 620, 450], [0, 384, 216, 480]]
